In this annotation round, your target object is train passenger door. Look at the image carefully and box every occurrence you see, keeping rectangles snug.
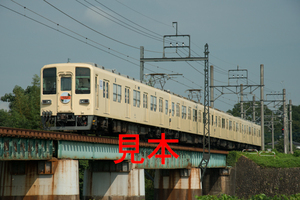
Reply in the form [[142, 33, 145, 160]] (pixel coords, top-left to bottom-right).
[[176, 103, 181, 129], [143, 93, 149, 122], [102, 80, 110, 114], [57, 73, 73, 113], [125, 87, 130, 118], [188, 107, 192, 131], [159, 98, 164, 125], [95, 76, 99, 110]]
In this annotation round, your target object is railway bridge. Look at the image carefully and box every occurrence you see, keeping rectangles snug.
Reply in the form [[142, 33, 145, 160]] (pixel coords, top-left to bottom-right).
[[0, 127, 230, 200]]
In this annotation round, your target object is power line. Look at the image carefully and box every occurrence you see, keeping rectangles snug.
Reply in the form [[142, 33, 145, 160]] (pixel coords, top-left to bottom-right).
[[93, 0, 164, 39], [77, 0, 164, 43], [115, 0, 172, 28], [43, 0, 140, 50]]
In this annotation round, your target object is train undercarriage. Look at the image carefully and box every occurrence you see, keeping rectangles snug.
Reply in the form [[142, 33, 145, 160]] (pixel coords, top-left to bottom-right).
[[42, 113, 258, 151]]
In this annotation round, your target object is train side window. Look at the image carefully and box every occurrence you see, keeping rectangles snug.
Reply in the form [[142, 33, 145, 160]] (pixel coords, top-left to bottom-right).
[[133, 90, 140, 107], [172, 102, 175, 116], [143, 93, 148, 108], [222, 118, 225, 129], [229, 120, 232, 130], [165, 100, 168, 115], [159, 98, 163, 113], [43, 67, 56, 94], [182, 106, 186, 119], [176, 103, 180, 117], [211, 115, 214, 125], [241, 124, 244, 134], [103, 81, 109, 98], [150, 95, 157, 111], [76, 67, 90, 94], [125, 87, 130, 104], [193, 109, 197, 122], [198, 111, 201, 122], [188, 107, 191, 120], [215, 116, 218, 127], [236, 122, 239, 132], [113, 84, 122, 102]]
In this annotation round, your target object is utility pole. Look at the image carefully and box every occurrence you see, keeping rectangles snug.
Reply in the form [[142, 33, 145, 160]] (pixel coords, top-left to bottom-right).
[[140, 46, 144, 81], [139, 23, 210, 181], [260, 64, 264, 151], [241, 84, 244, 119], [265, 91, 287, 152], [271, 112, 274, 149], [210, 65, 214, 108], [289, 100, 293, 153], [283, 89, 288, 154], [253, 95, 256, 122]]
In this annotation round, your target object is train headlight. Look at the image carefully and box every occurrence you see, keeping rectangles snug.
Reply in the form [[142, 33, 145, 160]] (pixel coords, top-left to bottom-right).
[[79, 99, 90, 104], [42, 100, 52, 105]]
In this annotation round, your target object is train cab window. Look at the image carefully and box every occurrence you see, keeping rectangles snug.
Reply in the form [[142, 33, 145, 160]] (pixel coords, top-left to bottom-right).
[[182, 106, 186, 119], [165, 100, 168, 115], [172, 102, 175, 116], [176, 104, 180, 117], [75, 67, 90, 94], [103, 81, 109, 98], [43, 68, 56, 94], [143, 93, 148, 108], [125, 87, 130, 104], [133, 90, 140, 107], [150, 95, 157, 111], [193, 109, 197, 122], [113, 84, 122, 102], [61, 77, 71, 91], [188, 107, 191, 120]]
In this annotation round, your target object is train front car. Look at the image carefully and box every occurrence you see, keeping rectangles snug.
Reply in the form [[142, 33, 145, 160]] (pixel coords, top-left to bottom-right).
[[41, 63, 95, 131]]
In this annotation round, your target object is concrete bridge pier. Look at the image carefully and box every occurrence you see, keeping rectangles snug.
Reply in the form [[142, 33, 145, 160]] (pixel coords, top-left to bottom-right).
[[202, 168, 235, 196], [0, 159, 79, 200], [154, 168, 202, 200], [83, 160, 145, 200]]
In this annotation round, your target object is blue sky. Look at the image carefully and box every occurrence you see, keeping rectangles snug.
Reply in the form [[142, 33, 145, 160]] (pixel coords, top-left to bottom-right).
[[0, 0, 299, 112]]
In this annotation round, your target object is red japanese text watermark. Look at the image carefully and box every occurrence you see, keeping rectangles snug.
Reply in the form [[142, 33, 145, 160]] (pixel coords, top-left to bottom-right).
[[114, 133, 179, 165]]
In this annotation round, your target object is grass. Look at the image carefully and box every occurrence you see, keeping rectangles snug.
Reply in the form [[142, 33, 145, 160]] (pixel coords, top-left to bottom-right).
[[227, 150, 300, 168], [196, 193, 300, 200]]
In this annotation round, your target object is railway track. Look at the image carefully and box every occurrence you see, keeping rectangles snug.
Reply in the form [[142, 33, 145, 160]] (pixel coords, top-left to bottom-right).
[[0, 126, 228, 155]]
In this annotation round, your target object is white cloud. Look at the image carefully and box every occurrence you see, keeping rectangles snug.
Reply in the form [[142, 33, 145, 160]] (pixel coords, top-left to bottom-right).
[[84, 6, 111, 25]]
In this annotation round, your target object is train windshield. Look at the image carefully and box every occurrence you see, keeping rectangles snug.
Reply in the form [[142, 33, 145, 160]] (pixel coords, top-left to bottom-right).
[[75, 67, 90, 94], [61, 77, 71, 91], [43, 68, 56, 94]]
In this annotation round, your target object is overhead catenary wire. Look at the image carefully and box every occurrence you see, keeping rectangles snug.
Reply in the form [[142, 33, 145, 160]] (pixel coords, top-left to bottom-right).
[[76, 0, 164, 43], [1, 3, 201, 94]]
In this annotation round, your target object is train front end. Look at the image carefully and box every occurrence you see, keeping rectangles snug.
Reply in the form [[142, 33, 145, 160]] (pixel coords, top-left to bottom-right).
[[40, 63, 94, 131]]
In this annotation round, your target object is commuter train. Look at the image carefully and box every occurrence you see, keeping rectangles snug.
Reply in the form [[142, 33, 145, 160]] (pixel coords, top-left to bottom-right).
[[40, 63, 261, 150]]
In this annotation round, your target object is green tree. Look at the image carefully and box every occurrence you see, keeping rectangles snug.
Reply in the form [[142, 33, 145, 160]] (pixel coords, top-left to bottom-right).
[[0, 74, 41, 129]]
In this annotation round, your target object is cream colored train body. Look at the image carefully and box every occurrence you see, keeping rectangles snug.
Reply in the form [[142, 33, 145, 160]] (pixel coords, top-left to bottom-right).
[[41, 63, 261, 149]]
